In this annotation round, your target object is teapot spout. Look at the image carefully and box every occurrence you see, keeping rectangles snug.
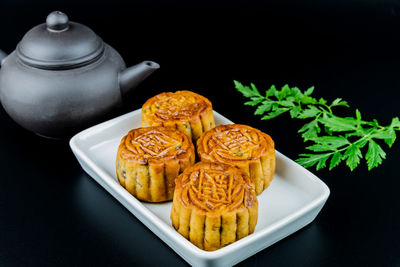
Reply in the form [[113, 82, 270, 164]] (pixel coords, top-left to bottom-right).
[[119, 60, 160, 95]]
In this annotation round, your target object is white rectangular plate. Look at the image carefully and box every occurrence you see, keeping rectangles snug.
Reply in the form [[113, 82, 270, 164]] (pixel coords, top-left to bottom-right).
[[70, 109, 330, 267]]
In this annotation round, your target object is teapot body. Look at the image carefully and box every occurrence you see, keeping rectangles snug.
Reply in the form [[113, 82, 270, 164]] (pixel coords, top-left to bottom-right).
[[0, 44, 126, 138], [0, 11, 159, 138]]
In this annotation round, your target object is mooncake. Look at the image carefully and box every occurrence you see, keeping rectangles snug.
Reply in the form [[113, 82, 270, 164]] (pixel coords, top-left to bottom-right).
[[116, 126, 195, 202], [197, 124, 275, 195], [141, 91, 215, 142], [171, 162, 258, 251]]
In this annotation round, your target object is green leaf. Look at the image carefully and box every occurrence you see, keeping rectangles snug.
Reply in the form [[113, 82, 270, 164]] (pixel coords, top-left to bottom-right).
[[298, 120, 320, 140], [234, 80, 261, 98], [271, 103, 280, 111], [330, 98, 349, 107], [376, 118, 399, 147], [279, 100, 295, 107], [318, 98, 327, 105], [355, 109, 361, 126], [250, 83, 260, 95], [305, 136, 349, 152], [281, 84, 291, 95], [365, 139, 386, 170], [261, 108, 288, 120], [331, 98, 342, 106], [296, 153, 330, 169], [343, 145, 362, 171], [266, 85, 277, 97], [304, 86, 314, 96], [297, 106, 321, 119], [300, 95, 318, 104], [324, 125, 333, 135], [371, 119, 380, 127], [371, 127, 396, 140], [275, 84, 291, 100], [345, 131, 363, 138], [244, 97, 264, 106], [390, 117, 400, 129], [233, 80, 242, 88], [308, 135, 349, 147], [302, 129, 319, 140], [289, 106, 302, 118], [329, 152, 342, 170], [319, 115, 357, 132], [244, 100, 260, 106], [234, 80, 252, 97], [291, 87, 302, 99], [357, 138, 369, 148], [316, 154, 330, 170], [306, 144, 334, 152], [254, 102, 272, 115], [384, 127, 396, 147], [286, 96, 296, 102]]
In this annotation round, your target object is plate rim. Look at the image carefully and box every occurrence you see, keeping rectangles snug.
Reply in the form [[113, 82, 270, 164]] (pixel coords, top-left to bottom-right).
[[69, 108, 330, 262]]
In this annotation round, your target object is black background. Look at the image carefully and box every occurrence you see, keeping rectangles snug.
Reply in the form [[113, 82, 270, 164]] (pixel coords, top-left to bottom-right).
[[1, 0, 400, 266]]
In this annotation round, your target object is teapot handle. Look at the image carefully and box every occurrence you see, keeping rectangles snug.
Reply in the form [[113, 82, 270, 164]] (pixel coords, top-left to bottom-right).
[[0, 50, 8, 67]]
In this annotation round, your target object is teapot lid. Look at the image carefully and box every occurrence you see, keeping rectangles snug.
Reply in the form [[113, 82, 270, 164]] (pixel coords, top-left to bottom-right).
[[16, 11, 104, 70]]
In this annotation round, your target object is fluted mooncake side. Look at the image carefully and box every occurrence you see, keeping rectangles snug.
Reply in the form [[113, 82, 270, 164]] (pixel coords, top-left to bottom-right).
[[116, 126, 195, 202]]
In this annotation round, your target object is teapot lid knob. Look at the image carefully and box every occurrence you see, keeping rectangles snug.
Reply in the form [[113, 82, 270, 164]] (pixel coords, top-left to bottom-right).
[[46, 11, 69, 31], [17, 10, 104, 69]]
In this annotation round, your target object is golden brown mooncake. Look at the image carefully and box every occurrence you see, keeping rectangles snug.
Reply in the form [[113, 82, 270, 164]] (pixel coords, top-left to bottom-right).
[[197, 124, 275, 195], [116, 126, 195, 202], [141, 91, 215, 142], [171, 162, 258, 251]]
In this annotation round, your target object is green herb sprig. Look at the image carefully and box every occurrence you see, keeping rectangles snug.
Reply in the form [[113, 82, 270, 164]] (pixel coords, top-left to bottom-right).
[[234, 80, 400, 171]]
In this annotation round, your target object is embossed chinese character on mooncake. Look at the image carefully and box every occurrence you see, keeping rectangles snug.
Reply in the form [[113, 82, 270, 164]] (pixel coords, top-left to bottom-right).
[[171, 162, 258, 251]]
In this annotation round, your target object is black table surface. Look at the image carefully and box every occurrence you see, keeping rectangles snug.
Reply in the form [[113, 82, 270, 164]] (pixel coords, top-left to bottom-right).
[[1, 1, 400, 266]]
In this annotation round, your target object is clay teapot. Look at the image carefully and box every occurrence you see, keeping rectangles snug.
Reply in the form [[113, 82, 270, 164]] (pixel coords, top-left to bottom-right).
[[0, 11, 159, 138]]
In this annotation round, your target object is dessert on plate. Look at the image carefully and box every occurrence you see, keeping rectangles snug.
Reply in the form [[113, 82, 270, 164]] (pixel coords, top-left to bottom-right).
[[141, 91, 215, 142], [197, 124, 275, 195], [116, 126, 195, 202], [171, 162, 258, 251]]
